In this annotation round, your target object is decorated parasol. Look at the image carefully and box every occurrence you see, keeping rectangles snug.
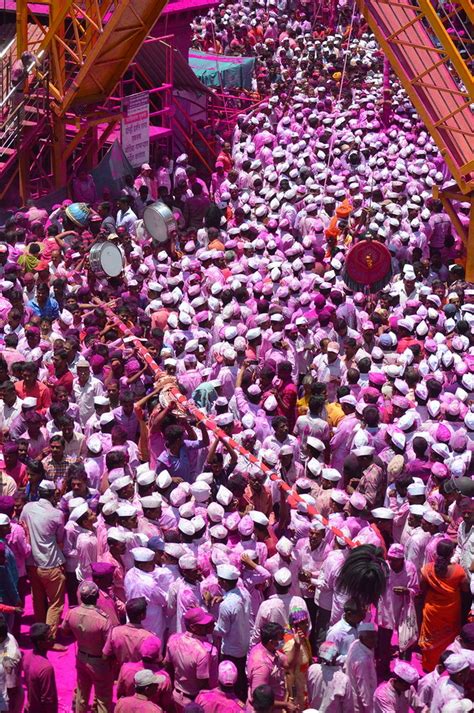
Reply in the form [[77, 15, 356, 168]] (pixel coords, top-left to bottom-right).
[[343, 238, 392, 292]]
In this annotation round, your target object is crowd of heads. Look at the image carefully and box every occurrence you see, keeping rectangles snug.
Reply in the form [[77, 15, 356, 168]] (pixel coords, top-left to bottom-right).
[[0, 0, 473, 710]]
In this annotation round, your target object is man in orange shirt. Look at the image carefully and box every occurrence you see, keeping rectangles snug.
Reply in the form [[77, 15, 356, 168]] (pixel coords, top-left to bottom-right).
[[15, 362, 51, 412]]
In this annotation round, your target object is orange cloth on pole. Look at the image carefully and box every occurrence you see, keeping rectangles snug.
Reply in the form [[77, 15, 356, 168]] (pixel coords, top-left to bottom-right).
[[335, 198, 353, 218]]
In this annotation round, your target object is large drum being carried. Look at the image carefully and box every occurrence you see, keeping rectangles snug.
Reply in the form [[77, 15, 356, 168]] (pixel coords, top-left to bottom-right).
[[143, 201, 177, 243], [89, 241, 124, 278]]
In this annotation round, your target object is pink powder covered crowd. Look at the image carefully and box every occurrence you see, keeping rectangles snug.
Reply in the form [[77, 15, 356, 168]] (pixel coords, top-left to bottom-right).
[[0, 0, 473, 711]]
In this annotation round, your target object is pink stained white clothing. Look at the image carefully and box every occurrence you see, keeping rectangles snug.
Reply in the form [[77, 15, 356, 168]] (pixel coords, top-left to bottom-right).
[[295, 538, 331, 600], [167, 578, 203, 634], [22, 649, 58, 713], [103, 624, 155, 667], [117, 661, 172, 709], [325, 617, 358, 663], [404, 527, 432, 571], [294, 413, 330, 459], [345, 639, 377, 713], [245, 642, 287, 700], [329, 415, 359, 473], [165, 631, 211, 706], [75, 529, 97, 581], [241, 565, 272, 623], [63, 520, 82, 574], [195, 688, 246, 713], [251, 593, 308, 647], [373, 680, 418, 713], [430, 676, 465, 713], [307, 662, 353, 712], [377, 560, 419, 630], [99, 550, 126, 602], [123, 567, 168, 639], [313, 549, 348, 618], [264, 554, 300, 597], [6, 522, 31, 578], [415, 666, 440, 709]]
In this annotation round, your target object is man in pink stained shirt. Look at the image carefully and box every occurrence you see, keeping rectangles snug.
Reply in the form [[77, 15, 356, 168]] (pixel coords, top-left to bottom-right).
[[165, 606, 215, 712], [103, 597, 155, 668], [90, 562, 126, 626], [373, 661, 420, 713], [117, 636, 172, 711], [115, 669, 164, 713], [195, 660, 246, 713], [99, 527, 126, 602], [246, 623, 289, 709], [22, 623, 58, 713]]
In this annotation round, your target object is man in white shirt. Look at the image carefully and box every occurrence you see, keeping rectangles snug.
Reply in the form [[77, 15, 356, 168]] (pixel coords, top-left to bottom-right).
[[431, 653, 470, 712], [124, 546, 170, 641], [0, 382, 23, 435], [316, 341, 343, 402], [251, 568, 308, 647], [345, 623, 378, 713], [214, 564, 251, 701], [326, 599, 365, 664], [116, 195, 138, 236], [20, 480, 66, 648], [72, 358, 105, 427]]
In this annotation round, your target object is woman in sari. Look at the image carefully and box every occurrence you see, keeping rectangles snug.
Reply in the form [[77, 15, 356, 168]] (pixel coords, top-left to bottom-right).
[[419, 539, 469, 672]]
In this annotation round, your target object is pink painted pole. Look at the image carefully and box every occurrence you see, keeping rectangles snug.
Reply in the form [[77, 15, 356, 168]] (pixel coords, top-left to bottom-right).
[[381, 56, 391, 127]]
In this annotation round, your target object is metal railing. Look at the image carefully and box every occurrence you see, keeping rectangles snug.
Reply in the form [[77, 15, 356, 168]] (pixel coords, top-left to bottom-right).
[[0, 57, 52, 200], [0, 38, 15, 107]]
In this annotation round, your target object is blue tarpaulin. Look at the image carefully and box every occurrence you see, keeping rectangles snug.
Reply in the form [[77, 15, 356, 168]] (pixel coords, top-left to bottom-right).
[[188, 50, 255, 90]]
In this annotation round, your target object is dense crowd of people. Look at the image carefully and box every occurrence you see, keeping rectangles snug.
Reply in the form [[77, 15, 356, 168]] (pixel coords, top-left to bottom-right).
[[0, 0, 473, 711]]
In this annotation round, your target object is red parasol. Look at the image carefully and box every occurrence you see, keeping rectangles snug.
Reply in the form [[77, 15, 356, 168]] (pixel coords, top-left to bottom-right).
[[343, 239, 392, 292]]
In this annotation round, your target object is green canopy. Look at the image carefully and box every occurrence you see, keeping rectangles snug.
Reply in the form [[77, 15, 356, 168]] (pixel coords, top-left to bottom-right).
[[188, 50, 255, 90]]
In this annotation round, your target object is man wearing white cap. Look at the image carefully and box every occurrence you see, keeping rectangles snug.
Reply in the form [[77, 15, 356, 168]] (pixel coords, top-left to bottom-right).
[[167, 554, 204, 634], [195, 660, 244, 713], [73, 360, 105, 427], [350, 446, 386, 510], [431, 653, 470, 712], [251, 567, 308, 648], [294, 396, 330, 461], [373, 660, 419, 712], [405, 509, 443, 572], [345, 623, 378, 713], [376, 543, 419, 677], [214, 563, 251, 699], [134, 163, 157, 200], [316, 342, 342, 403], [72, 504, 98, 582], [264, 536, 300, 597], [329, 395, 359, 474], [124, 548, 169, 641], [295, 519, 331, 648]]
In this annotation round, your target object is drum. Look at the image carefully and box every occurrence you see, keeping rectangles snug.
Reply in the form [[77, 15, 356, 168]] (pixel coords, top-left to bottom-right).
[[89, 241, 124, 277], [143, 201, 177, 243], [65, 202, 91, 228]]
